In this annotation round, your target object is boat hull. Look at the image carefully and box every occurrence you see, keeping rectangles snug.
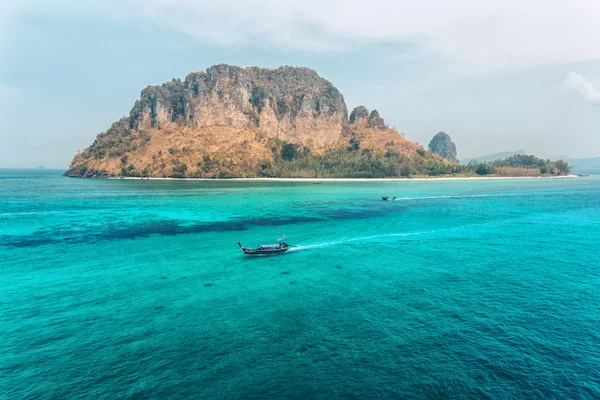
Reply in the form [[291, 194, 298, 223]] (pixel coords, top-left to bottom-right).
[[238, 242, 290, 255]]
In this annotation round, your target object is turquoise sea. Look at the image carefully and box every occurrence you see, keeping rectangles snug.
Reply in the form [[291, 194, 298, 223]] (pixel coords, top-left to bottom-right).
[[1, 169, 600, 399]]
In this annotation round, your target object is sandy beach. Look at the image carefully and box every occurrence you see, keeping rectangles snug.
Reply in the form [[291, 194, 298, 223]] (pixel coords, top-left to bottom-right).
[[113, 175, 579, 182]]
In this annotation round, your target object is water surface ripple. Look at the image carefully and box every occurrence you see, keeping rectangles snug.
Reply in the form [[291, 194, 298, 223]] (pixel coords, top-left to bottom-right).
[[1, 170, 600, 399]]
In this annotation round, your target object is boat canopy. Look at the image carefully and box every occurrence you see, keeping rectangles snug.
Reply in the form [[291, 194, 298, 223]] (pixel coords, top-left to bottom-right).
[[260, 244, 280, 248]]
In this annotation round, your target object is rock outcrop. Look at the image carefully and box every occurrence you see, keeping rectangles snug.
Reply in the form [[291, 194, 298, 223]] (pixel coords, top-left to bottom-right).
[[428, 131, 458, 162], [130, 64, 348, 147], [349, 106, 369, 124], [367, 110, 387, 130], [65, 64, 444, 178]]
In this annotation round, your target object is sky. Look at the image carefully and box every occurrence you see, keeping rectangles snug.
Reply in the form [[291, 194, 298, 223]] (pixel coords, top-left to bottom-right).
[[0, 0, 599, 168]]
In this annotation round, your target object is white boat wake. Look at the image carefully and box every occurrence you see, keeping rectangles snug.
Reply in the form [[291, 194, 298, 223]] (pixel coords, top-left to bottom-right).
[[389, 193, 512, 201], [290, 230, 433, 251]]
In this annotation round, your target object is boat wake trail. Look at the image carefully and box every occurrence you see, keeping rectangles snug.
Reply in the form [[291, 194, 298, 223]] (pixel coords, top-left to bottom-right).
[[290, 223, 476, 252], [390, 193, 510, 201], [290, 230, 434, 251]]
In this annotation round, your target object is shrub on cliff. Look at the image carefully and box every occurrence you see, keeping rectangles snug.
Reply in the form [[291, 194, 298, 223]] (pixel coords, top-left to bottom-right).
[[171, 163, 188, 178], [348, 138, 360, 151], [281, 143, 299, 161], [250, 86, 268, 113]]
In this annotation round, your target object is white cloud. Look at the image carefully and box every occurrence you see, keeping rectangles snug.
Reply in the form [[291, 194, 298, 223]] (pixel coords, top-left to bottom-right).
[[29, 141, 39, 147], [564, 72, 600, 105], [5, 0, 600, 72], [128, 0, 600, 72]]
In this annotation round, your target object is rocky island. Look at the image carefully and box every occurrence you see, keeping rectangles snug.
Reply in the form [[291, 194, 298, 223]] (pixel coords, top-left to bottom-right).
[[429, 132, 458, 163], [65, 64, 570, 178]]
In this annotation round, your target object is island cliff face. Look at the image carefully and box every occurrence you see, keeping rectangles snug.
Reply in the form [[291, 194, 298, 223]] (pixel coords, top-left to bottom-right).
[[131, 64, 348, 148], [428, 131, 458, 162], [66, 64, 443, 178]]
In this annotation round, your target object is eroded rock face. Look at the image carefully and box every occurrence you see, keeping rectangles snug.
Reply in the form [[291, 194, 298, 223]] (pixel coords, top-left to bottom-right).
[[367, 110, 386, 130], [128, 65, 348, 148], [428, 131, 458, 162], [349, 106, 369, 124]]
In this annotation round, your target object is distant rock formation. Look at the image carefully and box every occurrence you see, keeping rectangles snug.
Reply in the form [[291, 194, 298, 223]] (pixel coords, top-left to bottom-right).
[[461, 150, 525, 164], [349, 107, 386, 130], [349, 106, 369, 124], [367, 110, 387, 130], [563, 156, 600, 174], [428, 131, 458, 162]]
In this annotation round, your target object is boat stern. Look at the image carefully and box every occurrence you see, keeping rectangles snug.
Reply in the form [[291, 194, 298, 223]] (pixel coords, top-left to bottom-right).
[[237, 242, 247, 254]]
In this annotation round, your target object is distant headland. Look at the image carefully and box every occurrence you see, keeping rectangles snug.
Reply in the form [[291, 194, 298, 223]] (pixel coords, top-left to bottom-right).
[[65, 64, 570, 179]]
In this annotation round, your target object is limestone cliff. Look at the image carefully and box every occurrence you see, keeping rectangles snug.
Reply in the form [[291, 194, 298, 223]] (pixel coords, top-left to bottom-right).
[[349, 106, 369, 124], [428, 131, 458, 162], [367, 110, 387, 130], [66, 64, 443, 178]]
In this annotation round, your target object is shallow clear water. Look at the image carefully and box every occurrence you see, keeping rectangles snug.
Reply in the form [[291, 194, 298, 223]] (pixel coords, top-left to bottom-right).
[[2, 170, 600, 398]]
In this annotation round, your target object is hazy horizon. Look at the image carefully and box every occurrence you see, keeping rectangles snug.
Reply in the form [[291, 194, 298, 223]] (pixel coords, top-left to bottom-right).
[[1, 0, 599, 168]]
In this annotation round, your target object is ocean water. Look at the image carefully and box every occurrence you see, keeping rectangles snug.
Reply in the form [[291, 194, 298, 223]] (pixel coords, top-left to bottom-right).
[[1, 169, 600, 399]]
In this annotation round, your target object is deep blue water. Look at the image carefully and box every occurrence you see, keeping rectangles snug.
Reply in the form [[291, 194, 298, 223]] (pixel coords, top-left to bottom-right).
[[1, 169, 600, 399]]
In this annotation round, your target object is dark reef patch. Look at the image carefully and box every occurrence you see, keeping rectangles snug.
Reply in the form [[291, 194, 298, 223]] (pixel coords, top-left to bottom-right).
[[0, 200, 411, 249], [0, 214, 323, 248]]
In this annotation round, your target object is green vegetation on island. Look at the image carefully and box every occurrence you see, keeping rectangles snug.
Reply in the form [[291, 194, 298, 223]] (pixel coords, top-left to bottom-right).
[[464, 154, 571, 177], [64, 64, 571, 180], [255, 140, 570, 178], [105, 137, 569, 179]]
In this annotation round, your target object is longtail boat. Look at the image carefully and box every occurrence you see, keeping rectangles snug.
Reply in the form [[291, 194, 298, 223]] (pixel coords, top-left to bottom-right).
[[238, 234, 290, 255]]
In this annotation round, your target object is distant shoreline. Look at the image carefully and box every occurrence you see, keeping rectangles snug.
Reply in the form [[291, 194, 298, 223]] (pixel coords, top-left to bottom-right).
[[109, 175, 579, 182]]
